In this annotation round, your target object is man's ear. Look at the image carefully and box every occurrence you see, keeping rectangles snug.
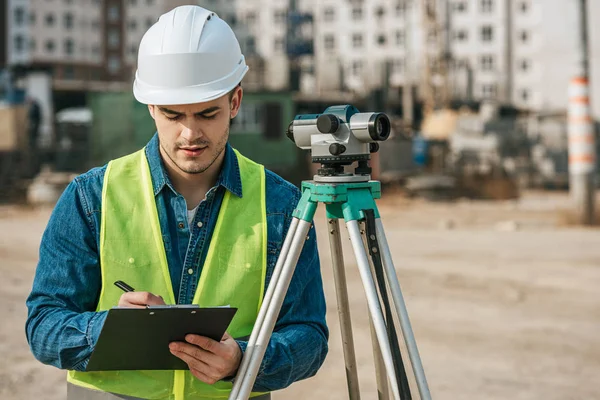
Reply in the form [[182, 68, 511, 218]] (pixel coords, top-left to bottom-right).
[[148, 104, 156, 120], [230, 86, 243, 119]]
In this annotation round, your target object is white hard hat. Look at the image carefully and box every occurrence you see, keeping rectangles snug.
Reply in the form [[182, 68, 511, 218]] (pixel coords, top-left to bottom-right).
[[133, 6, 248, 105]]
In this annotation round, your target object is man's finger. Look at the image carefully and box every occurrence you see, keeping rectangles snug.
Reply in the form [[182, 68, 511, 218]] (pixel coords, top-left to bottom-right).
[[169, 342, 221, 367], [170, 349, 220, 382], [118, 291, 165, 307], [185, 334, 222, 355], [190, 366, 219, 385]]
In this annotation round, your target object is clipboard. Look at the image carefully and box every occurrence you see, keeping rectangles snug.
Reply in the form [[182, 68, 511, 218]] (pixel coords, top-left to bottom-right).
[[85, 306, 238, 371]]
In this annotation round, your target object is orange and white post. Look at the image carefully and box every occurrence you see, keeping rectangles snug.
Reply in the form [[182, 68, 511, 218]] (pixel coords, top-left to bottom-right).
[[568, 76, 596, 224], [568, 77, 595, 174]]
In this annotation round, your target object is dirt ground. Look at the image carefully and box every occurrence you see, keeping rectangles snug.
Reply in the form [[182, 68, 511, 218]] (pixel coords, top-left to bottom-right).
[[1, 190, 599, 400]]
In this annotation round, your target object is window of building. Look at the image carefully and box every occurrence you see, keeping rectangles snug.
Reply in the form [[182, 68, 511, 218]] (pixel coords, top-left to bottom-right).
[[92, 44, 100, 55], [482, 84, 497, 98], [130, 44, 137, 56], [146, 18, 154, 29], [14, 7, 26, 26], [64, 66, 75, 80], [520, 1, 529, 13], [246, 37, 256, 53], [246, 12, 256, 25], [396, 1, 407, 16], [428, 31, 437, 44], [130, 0, 137, 5], [352, 6, 363, 20], [30, 12, 36, 24], [352, 33, 363, 48], [129, 20, 137, 31], [520, 89, 529, 101], [64, 0, 73, 4], [392, 58, 405, 74], [454, 30, 468, 41], [454, 1, 467, 12], [376, 6, 385, 18], [108, 29, 120, 49], [377, 34, 387, 46], [30, 39, 36, 51], [396, 30, 405, 46], [108, 56, 121, 75], [480, 55, 494, 70], [324, 7, 335, 21], [481, 25, 493, 42], [274, 10, 287, 24], [230, 103, 263, 134], [324, 35, 335, 50], [481, 0, 493, 13], [520, 59, 530, 71], [65, 38, 74, 55], [352, 60, 363, 76], [14, 35, 25, 52], [108, 5, 120, 23], [45, 13, 55, 27], [45, 39, 55, 53], [146, 0, 154, 5], [92, 19, 100, 30], [274, 37, 285, 52], [227, 15, 237, 28], [64, 12, 74, 29], [520, 30, 529, 43]]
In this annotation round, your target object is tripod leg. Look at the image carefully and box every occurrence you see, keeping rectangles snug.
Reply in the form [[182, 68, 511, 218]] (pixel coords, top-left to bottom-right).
[[375, 219, 432, 400], [360, 223, 389, 400], [369, 314, 390, 400], [346, 220, 401, 400], [327, 218, 361, 400], [231, 218, 313, 400], [229, 218, 299, 399]]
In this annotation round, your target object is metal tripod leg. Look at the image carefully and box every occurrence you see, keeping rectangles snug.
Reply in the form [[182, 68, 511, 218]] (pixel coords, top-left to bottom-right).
[[360, 224, 390, 400], [327, 218, 361, 400], [375, 219, 432, 400], [346, 220, 401, 400], [229, 218, 311, 400], [369, 316, 390, 400]]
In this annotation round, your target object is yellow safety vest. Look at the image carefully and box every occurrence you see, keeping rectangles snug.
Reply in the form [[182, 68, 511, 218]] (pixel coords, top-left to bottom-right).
[[68, 148, 268, 399]]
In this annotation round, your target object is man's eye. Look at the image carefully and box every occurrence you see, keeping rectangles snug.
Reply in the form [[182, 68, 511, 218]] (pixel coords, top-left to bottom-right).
[[166, 114, 182, 121], [202, 114, 218, 120]]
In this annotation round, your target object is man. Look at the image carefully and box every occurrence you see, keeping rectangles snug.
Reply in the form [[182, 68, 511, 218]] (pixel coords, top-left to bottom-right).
[[25, 6, 328, 400]]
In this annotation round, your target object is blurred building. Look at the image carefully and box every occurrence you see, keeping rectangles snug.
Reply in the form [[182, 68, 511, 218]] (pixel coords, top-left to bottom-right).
[[3, 0, 600, 118], [447, 0, 600, 118]]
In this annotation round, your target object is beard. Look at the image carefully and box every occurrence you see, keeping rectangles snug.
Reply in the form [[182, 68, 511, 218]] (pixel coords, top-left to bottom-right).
[[161, 122, 230, 175]]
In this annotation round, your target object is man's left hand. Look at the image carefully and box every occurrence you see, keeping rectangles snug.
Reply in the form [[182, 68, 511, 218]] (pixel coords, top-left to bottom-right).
[[169, 332, 242, 385]]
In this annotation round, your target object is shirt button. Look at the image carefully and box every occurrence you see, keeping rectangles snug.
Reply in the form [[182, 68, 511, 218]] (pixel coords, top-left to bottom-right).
[[187, 268, 194, 275], [178, 222, 184, 229], [197, 221, 203, 228]]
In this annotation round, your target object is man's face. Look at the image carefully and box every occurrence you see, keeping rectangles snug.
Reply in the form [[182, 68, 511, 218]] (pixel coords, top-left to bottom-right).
[[149, 87, 242, 175]]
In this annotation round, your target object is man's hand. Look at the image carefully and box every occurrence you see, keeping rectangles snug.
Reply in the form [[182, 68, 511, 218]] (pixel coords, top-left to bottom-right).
[[169, 332, 242, 385], [117, 292, 165, 308]]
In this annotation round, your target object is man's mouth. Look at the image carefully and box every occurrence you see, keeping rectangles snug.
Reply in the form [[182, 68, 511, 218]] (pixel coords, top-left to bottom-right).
[[179, 147, 207, 157]]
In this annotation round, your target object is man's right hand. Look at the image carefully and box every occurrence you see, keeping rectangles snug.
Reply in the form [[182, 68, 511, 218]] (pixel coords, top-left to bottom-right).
[[118, 292, 166, 308]]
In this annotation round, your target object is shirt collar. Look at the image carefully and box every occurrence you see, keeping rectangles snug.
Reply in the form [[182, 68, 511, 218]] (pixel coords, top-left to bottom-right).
[[145, 133, 242, 198]]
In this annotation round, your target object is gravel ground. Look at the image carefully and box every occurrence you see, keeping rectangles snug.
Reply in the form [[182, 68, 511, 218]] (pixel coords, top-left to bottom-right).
[[1, 191, 599, 400]]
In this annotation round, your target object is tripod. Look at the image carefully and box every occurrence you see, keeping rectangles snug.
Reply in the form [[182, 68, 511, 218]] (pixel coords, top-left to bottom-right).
[[229, 171, 432, 400]]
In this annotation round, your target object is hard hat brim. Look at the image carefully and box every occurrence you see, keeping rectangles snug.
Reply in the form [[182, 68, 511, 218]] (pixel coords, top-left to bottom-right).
[[133, 65, 248, 105]]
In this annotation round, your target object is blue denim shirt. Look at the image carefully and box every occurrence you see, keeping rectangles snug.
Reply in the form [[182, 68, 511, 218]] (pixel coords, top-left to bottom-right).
[[25, 134, 328, 392]]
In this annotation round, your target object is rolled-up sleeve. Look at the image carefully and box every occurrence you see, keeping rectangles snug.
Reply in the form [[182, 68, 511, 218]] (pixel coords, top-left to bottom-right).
[[25, 180, 106, 371]]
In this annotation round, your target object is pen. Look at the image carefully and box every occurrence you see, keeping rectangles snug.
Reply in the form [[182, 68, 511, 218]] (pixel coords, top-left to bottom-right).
[[114, 280, 135, 292]]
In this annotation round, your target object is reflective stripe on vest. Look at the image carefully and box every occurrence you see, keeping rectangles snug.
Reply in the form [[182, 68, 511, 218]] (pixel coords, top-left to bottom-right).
[[68, 148, 268, 400]]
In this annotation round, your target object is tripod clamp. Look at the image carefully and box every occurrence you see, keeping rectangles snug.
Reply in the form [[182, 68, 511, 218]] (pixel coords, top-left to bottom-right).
[[229, 179, 432, 400]]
